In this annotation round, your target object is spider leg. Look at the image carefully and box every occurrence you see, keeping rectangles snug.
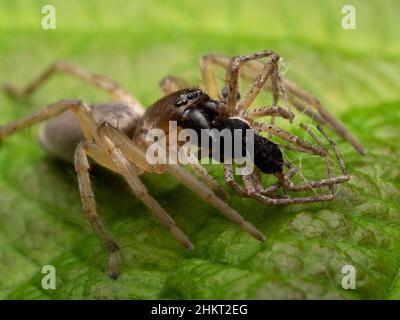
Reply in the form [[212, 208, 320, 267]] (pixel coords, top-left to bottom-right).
[[183, 151, 227, 200], [241, 163, 336, 205], [249, 167, 269, 194], [276, 125, 350, 192], [261, 162, 298, 196], [265, 62, 282, 129], [286, 91, 326, 123], [159, 76, 190, 95], [223, 163, 246, 197], [97, 123, 193, 250], [159, 66, 220, 102], [317, 125, 348, 176], [226, 162, 334, 205], [191, 162, 228, 200], [251, 122, 327, 156], [74, 141, 120, 279], [300, 123, 333, 195], [223, 160, 291, 198], [165, 164, 265, 241], [227, 162, 290, 199], [224, 50, 279, 114], [283, 79, 365, 155], [245, 105, 294, 121], [3, 61, 144, 116], [159, 54, 223, 100], [244, 171, 293, 199], [247, 189, 334, 205], [201, 55, 221, 99], [242, 174, 257, 194], [240, 60, 326, 123], [0, 99, 96, 141]]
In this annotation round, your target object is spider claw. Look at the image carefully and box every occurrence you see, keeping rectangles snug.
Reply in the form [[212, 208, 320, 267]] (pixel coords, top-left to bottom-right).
[[242, 221, 266, 242], [109, 271, 119, 280], [109, 251, 120, 280]]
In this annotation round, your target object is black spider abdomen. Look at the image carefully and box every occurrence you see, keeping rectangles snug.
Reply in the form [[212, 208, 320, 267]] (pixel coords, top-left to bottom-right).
[[179, 110, 284, 174], [216, 118, 249, 160], [253, 134, 284, 174]]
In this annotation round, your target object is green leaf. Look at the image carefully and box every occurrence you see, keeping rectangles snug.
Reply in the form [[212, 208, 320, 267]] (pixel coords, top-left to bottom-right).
[[0, 0, 399, 299]]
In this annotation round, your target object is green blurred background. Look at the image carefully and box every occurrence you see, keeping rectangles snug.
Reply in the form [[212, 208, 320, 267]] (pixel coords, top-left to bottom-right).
[[1, 0, 400, 108], [0, 0, 399, 300]]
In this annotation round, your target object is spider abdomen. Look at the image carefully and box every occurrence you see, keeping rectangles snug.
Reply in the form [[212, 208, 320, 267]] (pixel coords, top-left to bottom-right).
[[217, 118, 283, 174], [253, 134, 283, 174], [39, 102, 139, 161]]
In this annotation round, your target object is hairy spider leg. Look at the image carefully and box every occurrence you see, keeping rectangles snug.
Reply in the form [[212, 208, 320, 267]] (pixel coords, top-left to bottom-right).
[[3, 61, 145, 116]]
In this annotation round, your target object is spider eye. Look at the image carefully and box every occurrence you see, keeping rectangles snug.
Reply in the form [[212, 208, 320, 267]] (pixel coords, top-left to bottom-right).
[[175, 90, 202, 107], [175, 94, 188, 106]]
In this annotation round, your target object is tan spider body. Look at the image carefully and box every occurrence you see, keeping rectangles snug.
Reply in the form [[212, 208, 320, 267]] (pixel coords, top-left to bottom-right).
[[0, 50, 357, 278]]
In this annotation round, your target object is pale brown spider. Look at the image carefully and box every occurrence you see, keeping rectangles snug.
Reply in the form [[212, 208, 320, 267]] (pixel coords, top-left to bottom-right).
[[0, 50, 353, 279]]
